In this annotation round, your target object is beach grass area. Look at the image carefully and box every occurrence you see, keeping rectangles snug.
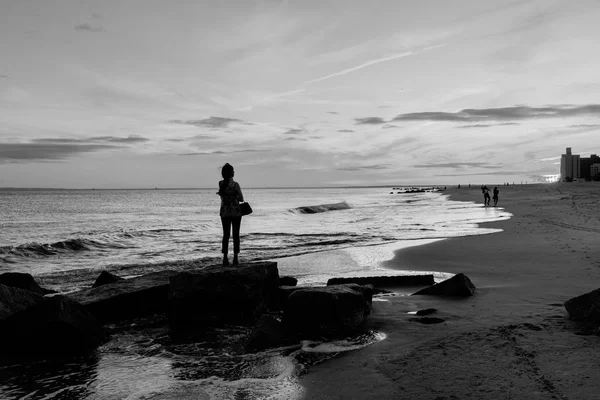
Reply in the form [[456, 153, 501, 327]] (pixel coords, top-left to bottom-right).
[[299, 182, 600, 400]]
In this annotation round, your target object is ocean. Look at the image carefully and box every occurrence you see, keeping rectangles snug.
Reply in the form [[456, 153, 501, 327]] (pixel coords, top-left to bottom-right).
[[0, 187, 510, 399]]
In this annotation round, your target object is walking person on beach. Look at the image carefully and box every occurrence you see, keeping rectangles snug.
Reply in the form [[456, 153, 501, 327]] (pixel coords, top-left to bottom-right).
[[481, 185, 491, 206], [492, 186, 499, 207], [217, 163, 244, 266]]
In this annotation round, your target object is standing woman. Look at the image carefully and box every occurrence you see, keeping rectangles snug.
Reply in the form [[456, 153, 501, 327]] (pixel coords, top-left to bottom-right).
[[217, 163, 244, 266]]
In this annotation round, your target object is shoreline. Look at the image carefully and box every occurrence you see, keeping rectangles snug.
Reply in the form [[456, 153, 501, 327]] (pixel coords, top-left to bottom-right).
[[299, 182, 600, 400]]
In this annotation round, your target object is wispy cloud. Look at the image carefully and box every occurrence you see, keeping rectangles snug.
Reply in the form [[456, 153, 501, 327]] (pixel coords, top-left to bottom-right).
[[355, 117, 387, 125], [456, 122, 520, 128], [178, 149, 267, 156], [414, 162, 501, 169], [170, 117, 245, 128], [334, 164, 391, 171], [74, 23, 105, 32], [0, 142, 120, 162], [32, 136, 150, 144], [283, 128, 304, 135], [337, 129, 354, 133], [393, 105, 600, 122]]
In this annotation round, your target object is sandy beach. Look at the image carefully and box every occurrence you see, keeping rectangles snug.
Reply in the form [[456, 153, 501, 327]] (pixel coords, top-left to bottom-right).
[[299, 183, 600, 400]]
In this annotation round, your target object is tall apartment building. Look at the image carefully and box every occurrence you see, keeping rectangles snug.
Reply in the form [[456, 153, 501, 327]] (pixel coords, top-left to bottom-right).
[[591, 164, 600, 180], [580, 154, 600, 181], [560, 147, 581, 181]]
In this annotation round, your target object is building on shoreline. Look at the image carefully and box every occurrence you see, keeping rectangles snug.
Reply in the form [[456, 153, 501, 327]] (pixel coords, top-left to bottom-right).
[[592, 164, 600, 180], [560, 148, 580, 181], [580, 154, 600, 181]]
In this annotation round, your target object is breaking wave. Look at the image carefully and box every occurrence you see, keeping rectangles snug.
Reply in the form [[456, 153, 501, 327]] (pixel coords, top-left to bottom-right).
[[289, 201, 352, 214]]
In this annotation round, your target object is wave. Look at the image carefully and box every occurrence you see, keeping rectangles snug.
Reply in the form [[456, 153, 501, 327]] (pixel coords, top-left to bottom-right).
[[0, 237, 127, 258], [289, 201, 352, 214]]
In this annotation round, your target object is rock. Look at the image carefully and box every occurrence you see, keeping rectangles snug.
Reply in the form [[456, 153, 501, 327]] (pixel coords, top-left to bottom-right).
[[283, 283, 372, 338], [327, 275, 434, 287], [68, 270, 176, 323], [168, 262, 279, 331], [92, 271, 125, 288], [245, 314, 287, 352], [0, 272, 46, 295], [0, 295, 105, 357], [416, 308, 438, 316], [564, 288, 600, 322], [0, 284, 45, 321], [411, 273, 476, 297], [277, 285, 305, 309], [279, 276, 298, 287]]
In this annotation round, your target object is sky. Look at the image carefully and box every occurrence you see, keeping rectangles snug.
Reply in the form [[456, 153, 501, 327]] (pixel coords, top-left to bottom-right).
[[1, 0, 600, 188]]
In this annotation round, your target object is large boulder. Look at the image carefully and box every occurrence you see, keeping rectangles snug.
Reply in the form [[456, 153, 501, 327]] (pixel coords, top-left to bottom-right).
[[283, 283, 372, 339], [0, 284, 45, 321], [327, 274, 434, 287], [411, 273, 476, 297], [0, 293, 105, 357], [92, 271, 125, 288], [0, 272, 46, 295], [168, 262, 279, 331], [279, 276, 298, 287], [68, 270, 176, 323], [245, 314, 287, 352], [564, 288, 600, 322]]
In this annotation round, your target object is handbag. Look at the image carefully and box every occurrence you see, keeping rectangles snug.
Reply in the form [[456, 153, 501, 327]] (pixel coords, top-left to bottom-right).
[[240, 202, 253, 216]]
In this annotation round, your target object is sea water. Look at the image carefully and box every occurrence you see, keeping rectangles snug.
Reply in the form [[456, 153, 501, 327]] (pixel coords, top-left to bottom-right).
[[0, 187, 510, 399]]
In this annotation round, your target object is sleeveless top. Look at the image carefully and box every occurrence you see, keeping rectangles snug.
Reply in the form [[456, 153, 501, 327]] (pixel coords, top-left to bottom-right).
[[218, 179, 244, 217]]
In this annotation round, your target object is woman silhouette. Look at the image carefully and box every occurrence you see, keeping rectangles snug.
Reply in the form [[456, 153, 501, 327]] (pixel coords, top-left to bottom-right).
[[217, 163, 244, 266]]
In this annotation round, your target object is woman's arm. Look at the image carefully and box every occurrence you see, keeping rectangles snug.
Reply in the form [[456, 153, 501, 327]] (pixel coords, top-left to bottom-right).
[[235, 182, 244, 202]]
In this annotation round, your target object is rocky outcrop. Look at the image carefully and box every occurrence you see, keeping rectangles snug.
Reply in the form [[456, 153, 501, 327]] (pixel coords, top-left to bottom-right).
[[245, 314, 287, 352], [0, 284, 45, 321], [279, 276, 298, 287], [411, 273, 476, 297], [0, 272, 48, 295], [68, 270, 176, 322], [92, 271, 125, 288], [168, 262, 279, 331], [327, 274, 434, 287], [0, 294, 105, 357], [564, 288, 600, 322], [283, 283, 372, 338]]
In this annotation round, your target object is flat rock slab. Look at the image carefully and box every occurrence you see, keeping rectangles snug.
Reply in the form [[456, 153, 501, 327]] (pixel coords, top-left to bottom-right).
[[564, 287, 600, 322], [283, 283, 373, 338], [412, 273, 476, 297], [169, 262, 279, 330], [68, 270, 178, 323], [327, 275, 434, 287]]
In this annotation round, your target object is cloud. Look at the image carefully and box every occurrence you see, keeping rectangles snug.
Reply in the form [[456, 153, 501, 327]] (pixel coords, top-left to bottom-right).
[[337, 129, 354, 133], [335, 164, 391, 171], [456, 123, 520, 128], [393, 105, 600, 122], [284, 137, 307, 141], [32, 136, 150, 144], [327, 111, 339, 115], [382, 124, 400, 129], [283, 129, 304, 135], [170, 117, 245, 128], [414, 162, 501, 169], [355, 117, 387, 125], [74, 23, 105, 32], [0, 142, 121, 162], [178, 149, 267, 156], [568, 124, 600, 129]]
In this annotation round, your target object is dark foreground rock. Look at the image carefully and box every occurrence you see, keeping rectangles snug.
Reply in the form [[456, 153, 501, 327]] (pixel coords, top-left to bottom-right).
[[0, 272, 52, 295], [245, 314, 287, 352], [411, 273, 476, 297], [283, 283, 373, 338], [0, 294, 105, 357], [168, 262, 279, 331], [92, 270, 125, 288], [564, 288, 600, 322], [327, 274, 434, 287], [279, 276, 298, 287], [68, 270, 176, 323], [0, 284, 45, 321]]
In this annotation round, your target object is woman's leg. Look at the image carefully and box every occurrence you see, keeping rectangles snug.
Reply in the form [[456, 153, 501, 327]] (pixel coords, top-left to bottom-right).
[[232, 216, 242, 265], [221, 217, 231, 265]]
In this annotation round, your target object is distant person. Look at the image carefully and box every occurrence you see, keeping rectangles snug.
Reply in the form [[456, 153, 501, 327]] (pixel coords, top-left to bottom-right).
[[493, 186, 499, 207], [481, 185, 491, 206], [217, 163, 244, 266]]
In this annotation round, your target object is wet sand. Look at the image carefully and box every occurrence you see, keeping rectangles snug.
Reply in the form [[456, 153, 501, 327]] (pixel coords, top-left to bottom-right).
[[299, 182, 600, 400]]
